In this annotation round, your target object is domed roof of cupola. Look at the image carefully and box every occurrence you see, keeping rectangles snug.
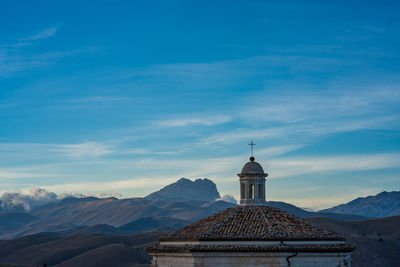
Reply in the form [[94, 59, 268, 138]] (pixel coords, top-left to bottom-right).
[[240, 157, 265, 175]]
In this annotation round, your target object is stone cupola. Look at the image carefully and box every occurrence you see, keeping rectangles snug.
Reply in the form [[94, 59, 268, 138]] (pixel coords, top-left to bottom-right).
[[238, 156, 268, 206]]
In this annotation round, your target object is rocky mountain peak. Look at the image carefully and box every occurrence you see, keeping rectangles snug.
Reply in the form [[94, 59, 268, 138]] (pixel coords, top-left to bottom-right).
[[145, 178, 220, 202]]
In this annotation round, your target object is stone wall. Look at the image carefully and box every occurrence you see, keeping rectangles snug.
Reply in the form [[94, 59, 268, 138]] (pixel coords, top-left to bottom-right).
[[151, 251, 352, 267]]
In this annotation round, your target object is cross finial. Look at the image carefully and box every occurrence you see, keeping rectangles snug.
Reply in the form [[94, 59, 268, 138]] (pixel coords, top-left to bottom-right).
[[248, 140, 255, 158]]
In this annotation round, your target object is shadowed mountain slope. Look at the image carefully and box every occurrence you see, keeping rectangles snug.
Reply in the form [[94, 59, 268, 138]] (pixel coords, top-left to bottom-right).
[[0, 231, 163, 267], [54, 244, 151, 267], [0, 213, 39, 233], [320, 191, 400, 218], [0, 196, 235, 239], [0, 234, 61, 260], [55, 224, 129, 236], [119, 217, 190, 234], [49, 217, 192, 237]]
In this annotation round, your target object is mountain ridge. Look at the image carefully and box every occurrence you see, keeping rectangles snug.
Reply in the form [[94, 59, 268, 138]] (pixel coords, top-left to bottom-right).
[[0, 178, 397, 240], [320, 191, 400, 218]]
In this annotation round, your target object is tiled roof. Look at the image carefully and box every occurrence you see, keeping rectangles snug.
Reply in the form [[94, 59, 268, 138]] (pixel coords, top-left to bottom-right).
[[160, 206, 344, 241]]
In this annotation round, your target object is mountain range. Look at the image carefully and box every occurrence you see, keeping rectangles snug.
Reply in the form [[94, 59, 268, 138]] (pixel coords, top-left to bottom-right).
[[0, 178, 372, 240], [0, 177, 399, 266], [1, 178, 399, 240]]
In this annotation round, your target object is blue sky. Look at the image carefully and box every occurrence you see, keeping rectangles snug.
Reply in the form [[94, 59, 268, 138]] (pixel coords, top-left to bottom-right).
[[1, 0, 400, 209]]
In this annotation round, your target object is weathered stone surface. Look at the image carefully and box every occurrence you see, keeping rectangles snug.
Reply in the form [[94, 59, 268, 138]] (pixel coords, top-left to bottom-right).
[[150, 251, 352, 267]]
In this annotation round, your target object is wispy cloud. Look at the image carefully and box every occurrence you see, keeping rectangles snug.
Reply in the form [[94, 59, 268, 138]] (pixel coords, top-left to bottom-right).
[[0, 49, 82, 76], [190, 85, 400, 148], [0, 141, 112, 159], [156, 115, 232, 127], [43, 177, 179, 195], [0, 143, 301, 183], [269, 153, 400, 179], [77, 151, 400, 183], [256, 145, 306, 157], [241, 86, 400, 124], [200, 127, 286, 145], [103, 55, 400, 156], [50, 142, 112, 158], [200, 115, 397, 147], [0, 170, 41, 179], [22, 27, 58, 41], [0, 168, 58, 179], [120, 148, 184, 156], [64, 96, 136, 104], [0, 26, 87, 76]]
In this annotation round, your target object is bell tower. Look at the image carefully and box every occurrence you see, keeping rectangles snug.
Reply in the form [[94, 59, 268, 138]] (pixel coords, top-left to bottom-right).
[[238, 141, 268, 206]]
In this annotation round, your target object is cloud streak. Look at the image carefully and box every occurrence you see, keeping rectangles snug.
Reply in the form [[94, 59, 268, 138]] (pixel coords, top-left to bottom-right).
[[50, 142, 113, 158], [156, 115, 232, 127], [0, 141, 113, 162], [42, 177, 179, 196], [22, 27, 58, 41], [269, 153, 400, 179], [0, 26, 87, 76]]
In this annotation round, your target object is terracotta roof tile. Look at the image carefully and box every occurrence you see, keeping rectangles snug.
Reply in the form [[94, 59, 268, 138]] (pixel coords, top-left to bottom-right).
[[161, 206, 344, 241]]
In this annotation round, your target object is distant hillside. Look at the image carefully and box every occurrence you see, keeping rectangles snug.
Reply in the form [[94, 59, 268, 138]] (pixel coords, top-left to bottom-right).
[[55, 244, 151, 267], [307, 215, 400, 266], [4, 200, 365, 239], [320, 191, 400, 217], [0, 196, 235, 239], [119, 217, 190, 234], [0, 213, 38, 233], [268, 201, 366, 221], [145, 178, 220, 202], [54, 224, 128, 236], [1, 216, 399, 267], [48, 217, 192, 237], [0, 231, 161, 267]]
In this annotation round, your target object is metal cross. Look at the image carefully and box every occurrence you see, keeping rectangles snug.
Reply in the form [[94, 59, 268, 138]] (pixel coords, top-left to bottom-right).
[[248, 140, 255, 157]]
